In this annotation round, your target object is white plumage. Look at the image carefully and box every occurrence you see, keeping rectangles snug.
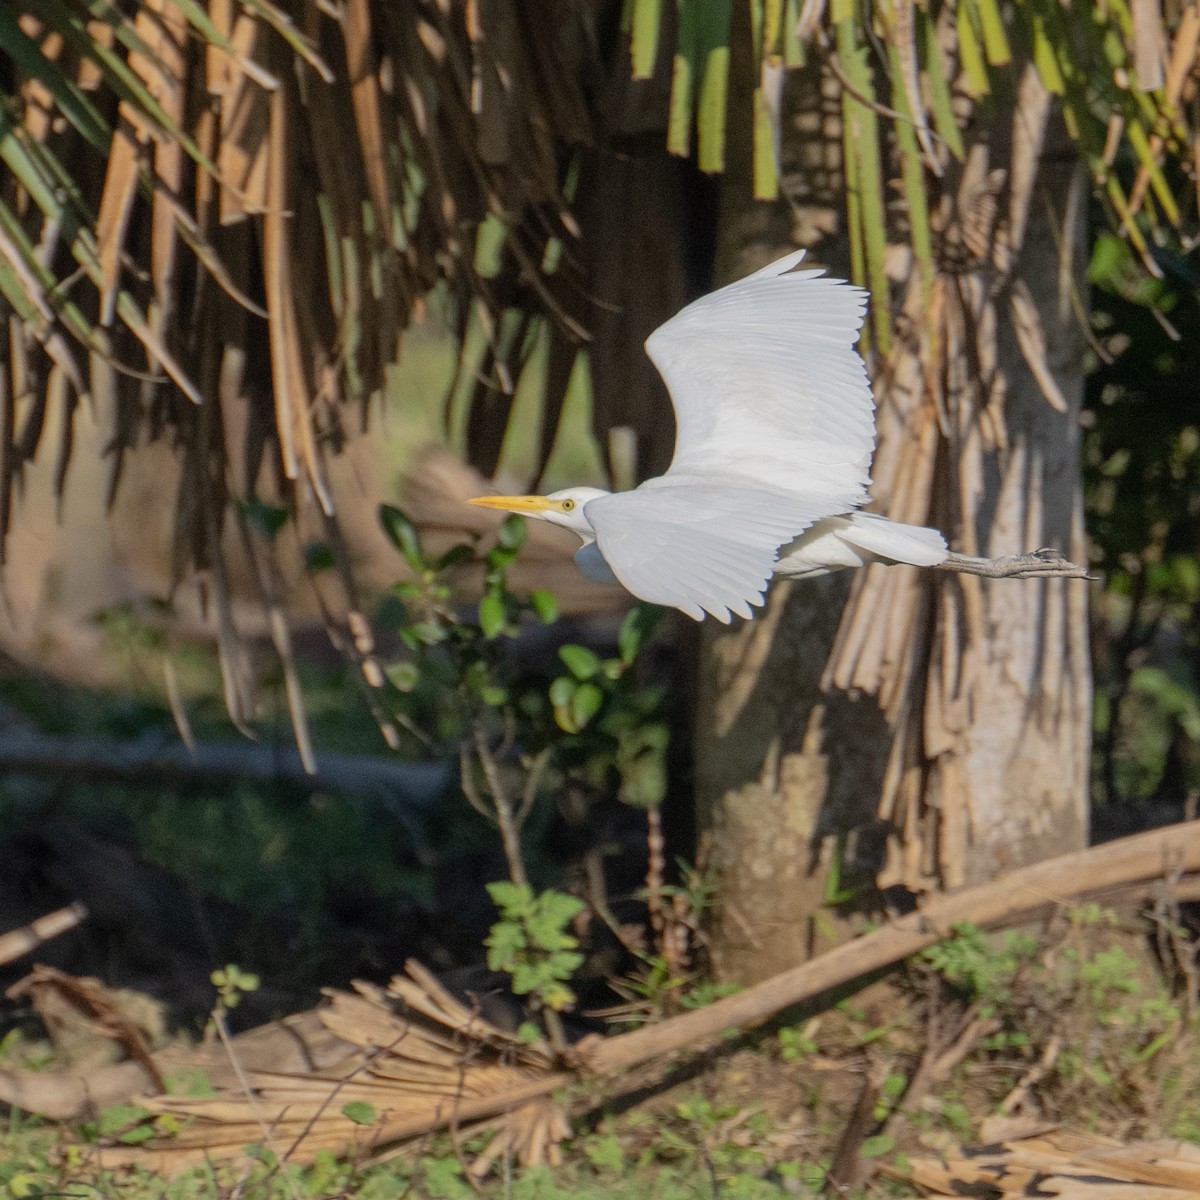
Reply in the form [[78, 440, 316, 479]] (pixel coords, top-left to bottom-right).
[[468, 252, 1085, 622]]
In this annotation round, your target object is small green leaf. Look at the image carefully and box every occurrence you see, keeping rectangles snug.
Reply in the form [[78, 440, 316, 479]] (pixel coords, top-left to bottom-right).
[[98, 1104, 152, 1135], [571, 681, 604, 729], [498, 513, 527, 549], [859, 1133, 894, 1158], [163, 1068, 216, 1097], [486, 544, 519, 572], [541, 980, 578, 1011], [536, 890, 585, 928], [409, 620, 447, 645], [584, 1132, 627, 1173], [118, 1125, 156, 1145], [530, 589, 558, 624], [619, 753, 667, 809], [619, 605, 661, 663], [487, 880, 530, 909], [341, 1101, 377, 1126], [559, 644, 601, 679], [479, 592, 507, 638], [385, 661, 420, 692], [380, 504, 425, 572], [154, 1112, 185, 1137], [7, 1175, 45, 1198]]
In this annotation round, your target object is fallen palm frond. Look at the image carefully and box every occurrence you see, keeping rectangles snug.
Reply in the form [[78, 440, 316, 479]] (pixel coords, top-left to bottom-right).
[[55, 822, 1200, 1172], [0, 1003, 352, 1123], [93, 962, 572, 1175], [892, 1127, 1200, 1198], [8, 964, 165, 1091]]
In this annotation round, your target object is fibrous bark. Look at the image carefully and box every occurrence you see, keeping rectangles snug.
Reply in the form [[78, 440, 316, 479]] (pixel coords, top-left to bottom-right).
[[698, 47, 1091, 982]]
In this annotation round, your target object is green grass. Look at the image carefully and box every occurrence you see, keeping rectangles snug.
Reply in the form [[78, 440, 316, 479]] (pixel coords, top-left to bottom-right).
[[0, 1122, 809, 1200]]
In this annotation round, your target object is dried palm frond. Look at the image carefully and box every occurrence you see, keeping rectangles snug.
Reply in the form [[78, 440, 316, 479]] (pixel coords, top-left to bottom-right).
[[892, 1127, 1200, 1198], [93, 961, 572, 1175], [0, 0, 655, 723]]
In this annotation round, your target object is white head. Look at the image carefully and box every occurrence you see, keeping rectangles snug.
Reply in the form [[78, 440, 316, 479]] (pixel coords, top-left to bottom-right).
[[467, 486, 610, 540]]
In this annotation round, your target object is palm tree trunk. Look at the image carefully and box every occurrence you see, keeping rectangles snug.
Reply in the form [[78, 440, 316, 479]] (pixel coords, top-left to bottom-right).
[[698, 40, 1091, 983]]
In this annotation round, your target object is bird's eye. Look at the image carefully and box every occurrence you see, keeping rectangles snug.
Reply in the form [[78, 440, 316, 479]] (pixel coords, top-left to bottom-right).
[[561, 499, 576, 511]]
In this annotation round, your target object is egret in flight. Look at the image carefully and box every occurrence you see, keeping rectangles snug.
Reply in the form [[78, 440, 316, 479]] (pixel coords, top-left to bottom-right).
[[468, 252, 1087, 623]]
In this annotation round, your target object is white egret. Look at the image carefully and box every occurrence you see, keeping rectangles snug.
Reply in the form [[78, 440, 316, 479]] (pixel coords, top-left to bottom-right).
[[468, 252, 1087, 623]]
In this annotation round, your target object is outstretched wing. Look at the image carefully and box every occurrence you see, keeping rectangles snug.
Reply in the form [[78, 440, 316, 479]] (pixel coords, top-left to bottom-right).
[[645, 251, 875, 507], [583, 486, 828, 622]]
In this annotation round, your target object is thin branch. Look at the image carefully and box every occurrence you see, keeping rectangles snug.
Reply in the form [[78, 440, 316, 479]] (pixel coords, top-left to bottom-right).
[[210, 1006, 303, 1200], [516, 748, 551, 827], [821, 44, 952, 163], [0, 904, 88, 968], [460, 744, 498, 824], [473, 730, 529, 889]]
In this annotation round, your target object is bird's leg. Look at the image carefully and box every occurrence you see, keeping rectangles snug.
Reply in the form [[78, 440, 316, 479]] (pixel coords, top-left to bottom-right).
[[935, 548, 1091, 580]]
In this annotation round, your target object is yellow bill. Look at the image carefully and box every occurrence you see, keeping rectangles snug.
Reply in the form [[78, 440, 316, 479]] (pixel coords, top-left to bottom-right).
[[466, 495, 556, 514]]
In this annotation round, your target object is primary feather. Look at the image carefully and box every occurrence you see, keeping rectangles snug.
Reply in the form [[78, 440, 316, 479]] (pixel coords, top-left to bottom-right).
[[645, 250, 874, 504]]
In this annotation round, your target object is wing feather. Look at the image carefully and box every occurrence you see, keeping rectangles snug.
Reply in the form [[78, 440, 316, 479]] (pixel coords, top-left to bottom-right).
[[645, 252, 875, 506], [583, 486, 829, 622]]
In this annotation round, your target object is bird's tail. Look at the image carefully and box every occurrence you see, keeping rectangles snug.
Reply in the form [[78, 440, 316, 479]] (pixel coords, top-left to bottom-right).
[[838, 511, 949, 567]]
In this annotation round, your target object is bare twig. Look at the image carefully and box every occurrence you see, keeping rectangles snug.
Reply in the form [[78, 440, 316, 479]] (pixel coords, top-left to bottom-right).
[[473, 729, 530, 890], [849, 1001, 1000, 1193], [210, 1005, 303, 1200], [825, 1061, 885, 1193], [463, 733, 569, 1053], [1152, 866, 1199, 1022], [0, 903, 88, 967], [999, 1033, 1062, 1115], [516, 748, 551, 827], [460, 744, 498, 823]]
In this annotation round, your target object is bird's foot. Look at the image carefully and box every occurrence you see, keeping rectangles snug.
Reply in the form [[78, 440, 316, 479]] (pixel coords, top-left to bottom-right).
[[938, 548, 1093, 580]]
